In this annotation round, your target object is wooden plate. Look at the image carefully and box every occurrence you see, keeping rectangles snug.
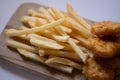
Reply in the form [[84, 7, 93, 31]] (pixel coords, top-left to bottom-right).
[[0, 2, 94, 80]]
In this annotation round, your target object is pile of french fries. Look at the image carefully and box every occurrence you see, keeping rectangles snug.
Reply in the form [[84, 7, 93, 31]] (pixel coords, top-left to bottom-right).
[[5, 3, 94, 74]]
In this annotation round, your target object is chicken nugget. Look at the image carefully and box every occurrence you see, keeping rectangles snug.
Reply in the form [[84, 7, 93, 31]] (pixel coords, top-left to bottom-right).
[[87, 37, 119, 58], [82, 57, 114, 80], [91, 21, 120, 38]]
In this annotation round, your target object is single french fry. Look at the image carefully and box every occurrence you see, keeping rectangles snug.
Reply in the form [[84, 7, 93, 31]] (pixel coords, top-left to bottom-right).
[[17, 48, 46, 63], [53, 35, 69, 42], [67, 38, 88, 63], [47, 63, 73, 74], [30, 36, 64, 49], [6, 38, 38, 53], [6, 18, 64, 37], [45, 50, 81, 62], [66, 3, 91, 30], [28, 33, 57, 43], [28, 9, 45, 18], [5, 28, 29, 41], [45, 57, 83, 70]]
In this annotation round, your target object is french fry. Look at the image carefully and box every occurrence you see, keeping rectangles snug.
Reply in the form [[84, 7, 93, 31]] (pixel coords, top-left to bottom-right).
[[17, 48, 46, 62], [47, 63, 73, 74], [28, 33, 57, 43], [5, 18, 64, 37], [5, 28, 29, 41], [66, 3, 91, 30], [53, 35, 69, 42], [67, 38, 88, 63], [6, 38, 38, 53], [45, 57, 83, 70], [21, 16, 47, 25], [45, 50, 81, 62], [29, 35, 64, 49], [28, 9, 45, 18]]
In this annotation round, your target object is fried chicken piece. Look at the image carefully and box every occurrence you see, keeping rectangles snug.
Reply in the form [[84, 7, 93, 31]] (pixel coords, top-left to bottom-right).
[[91, 21, 120, 38], [87, 37, 120, 58], [110, 56, 120, 75], [82, 57, 114, 80]]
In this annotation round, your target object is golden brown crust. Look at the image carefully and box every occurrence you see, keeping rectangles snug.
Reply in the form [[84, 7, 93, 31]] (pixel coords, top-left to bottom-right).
[[82, 57, 114, 80], [109, 57, 120, 75], [87, 37, 118, 58], [91, 21, 120, 38]]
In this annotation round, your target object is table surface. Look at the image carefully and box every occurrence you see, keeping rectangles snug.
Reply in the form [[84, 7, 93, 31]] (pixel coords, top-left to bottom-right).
[[0, 0, 120, 80]]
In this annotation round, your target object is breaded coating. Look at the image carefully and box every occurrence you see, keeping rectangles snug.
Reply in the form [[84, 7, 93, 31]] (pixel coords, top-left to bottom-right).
[[82, 57, 114, 80], [91, 21, 120, 38], [110, 57, 120, 75], [87, 37, 120, 58]]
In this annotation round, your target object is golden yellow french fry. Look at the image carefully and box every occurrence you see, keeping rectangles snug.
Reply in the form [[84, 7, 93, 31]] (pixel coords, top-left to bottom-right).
[[17, 48, 46, 63], [21, 16, 47, 27], [28, 9, 45, 18], [6, 18, 64, 37], [66, 3, 91, 30], [5, 28, 29, 41], [28, 33, 56, 43], [67, 38, 88, 63], [53, 35, 69, 42], [6, 38, 38, 53], [45, 50, 81, 62], [45, 57, 83, 70], [47, 63, 73, 74], [30, 36, 64, 49]]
